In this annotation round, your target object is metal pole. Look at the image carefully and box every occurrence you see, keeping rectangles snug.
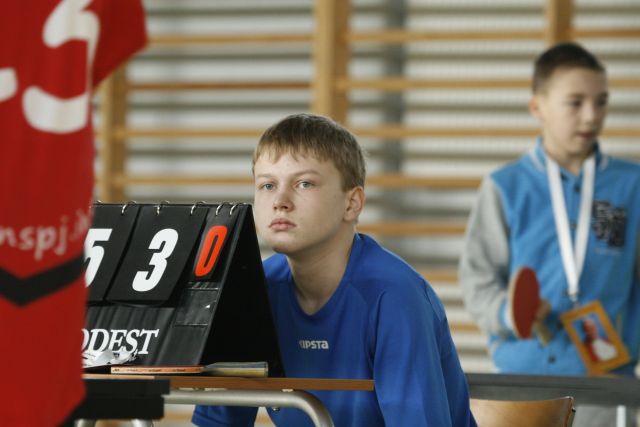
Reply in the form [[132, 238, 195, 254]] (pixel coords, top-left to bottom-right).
[[616, 405, 627, 427], [165, 389, 335, 427], [130, 420, 154, 427]]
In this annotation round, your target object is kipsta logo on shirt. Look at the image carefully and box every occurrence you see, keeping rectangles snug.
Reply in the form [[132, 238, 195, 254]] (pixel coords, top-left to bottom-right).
[[299, 339, 329, 350]]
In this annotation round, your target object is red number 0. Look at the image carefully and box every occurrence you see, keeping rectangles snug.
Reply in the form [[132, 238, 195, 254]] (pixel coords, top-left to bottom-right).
[[195, 225, 228, 277]]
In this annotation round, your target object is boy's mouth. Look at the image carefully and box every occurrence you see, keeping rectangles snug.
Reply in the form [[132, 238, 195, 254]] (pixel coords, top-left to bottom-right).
[[270, 218, 295, 231], [577, 131, 594, 140]]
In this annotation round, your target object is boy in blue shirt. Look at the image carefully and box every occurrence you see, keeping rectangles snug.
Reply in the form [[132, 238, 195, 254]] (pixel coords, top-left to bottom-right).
[[194, 113, 476, 426], [460, 43, 640, 426]]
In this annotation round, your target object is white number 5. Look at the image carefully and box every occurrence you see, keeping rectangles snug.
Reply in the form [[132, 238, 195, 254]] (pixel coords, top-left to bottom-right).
[[84, 228, 112, 286]]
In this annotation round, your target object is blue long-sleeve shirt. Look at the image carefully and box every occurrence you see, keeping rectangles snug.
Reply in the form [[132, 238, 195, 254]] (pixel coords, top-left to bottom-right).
[[194, 233, 476, 426]]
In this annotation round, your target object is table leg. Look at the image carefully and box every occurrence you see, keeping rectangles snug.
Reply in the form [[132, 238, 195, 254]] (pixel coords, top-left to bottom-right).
[[131, 420, 154, 427], [165, 389, 335, 427]]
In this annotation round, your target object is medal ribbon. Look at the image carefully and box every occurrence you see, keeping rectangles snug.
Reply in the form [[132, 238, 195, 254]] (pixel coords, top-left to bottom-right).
[[546, 154, 595, 305]]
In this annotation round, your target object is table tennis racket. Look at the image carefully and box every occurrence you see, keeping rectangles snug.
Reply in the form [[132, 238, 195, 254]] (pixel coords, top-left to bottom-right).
[[508, 267, 551, 345]]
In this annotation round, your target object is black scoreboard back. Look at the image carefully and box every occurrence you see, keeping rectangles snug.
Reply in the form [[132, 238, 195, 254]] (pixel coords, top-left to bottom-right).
[[83, 202, 283, 376]]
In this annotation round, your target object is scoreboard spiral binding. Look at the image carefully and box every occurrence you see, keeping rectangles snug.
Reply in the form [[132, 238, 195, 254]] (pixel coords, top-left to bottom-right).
[[82, 201, 284, 376]]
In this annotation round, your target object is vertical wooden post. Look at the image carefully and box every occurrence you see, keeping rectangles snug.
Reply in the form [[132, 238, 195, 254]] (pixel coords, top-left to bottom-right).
[[98, 66, 128, 202], [379, 0, 408, 228], [312, 0, 351, 123], [545, 0, 574, 46]]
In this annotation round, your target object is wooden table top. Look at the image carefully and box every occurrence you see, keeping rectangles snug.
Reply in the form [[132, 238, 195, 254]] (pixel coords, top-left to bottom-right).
[[84, 374, 374, 391]]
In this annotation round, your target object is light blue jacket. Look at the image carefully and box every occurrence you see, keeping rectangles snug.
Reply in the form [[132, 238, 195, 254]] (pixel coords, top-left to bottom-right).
[[460, 140, 640, 375]]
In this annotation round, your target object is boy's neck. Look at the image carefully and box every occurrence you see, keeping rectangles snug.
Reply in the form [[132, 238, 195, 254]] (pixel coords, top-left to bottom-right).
[[287, 230, 355, 315], [543, 143, 594, 176]]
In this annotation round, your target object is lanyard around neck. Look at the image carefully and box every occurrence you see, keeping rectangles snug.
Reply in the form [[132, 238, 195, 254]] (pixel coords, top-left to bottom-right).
[[546, 154, 595, 305]]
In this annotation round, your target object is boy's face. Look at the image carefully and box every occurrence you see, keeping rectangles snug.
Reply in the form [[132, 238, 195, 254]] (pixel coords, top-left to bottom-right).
[[253, 150, 363, 258], [530, 67, 608, 161]]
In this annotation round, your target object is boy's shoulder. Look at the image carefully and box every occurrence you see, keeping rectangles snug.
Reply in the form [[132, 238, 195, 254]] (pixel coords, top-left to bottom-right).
[[262, 253, 289, 283], [353, 235, 438, 295], [602, 154, 640, 175], [601, 156, 640, 199], [486, 153, 542, 201], [355, 234, 420, 280], [490, 150, 539, 183]]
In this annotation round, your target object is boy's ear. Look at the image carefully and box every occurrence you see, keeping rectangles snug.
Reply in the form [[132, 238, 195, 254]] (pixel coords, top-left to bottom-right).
[[344, 186, 365, 222], [528, 95, 542, 120]]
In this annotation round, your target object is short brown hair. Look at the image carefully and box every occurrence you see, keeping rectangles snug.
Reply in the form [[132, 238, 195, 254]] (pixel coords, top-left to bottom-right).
[[253, 113, 366, 190], [532, 42, 606, 93]]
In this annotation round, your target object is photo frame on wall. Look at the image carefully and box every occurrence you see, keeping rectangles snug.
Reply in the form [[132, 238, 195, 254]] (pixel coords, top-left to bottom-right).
[[560, 300, 630, 375]]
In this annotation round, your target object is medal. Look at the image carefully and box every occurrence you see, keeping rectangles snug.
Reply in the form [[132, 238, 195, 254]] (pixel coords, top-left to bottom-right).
[[547, 154, 630, 372]]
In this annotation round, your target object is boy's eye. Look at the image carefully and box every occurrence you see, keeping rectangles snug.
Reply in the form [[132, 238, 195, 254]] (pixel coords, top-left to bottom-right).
[[260, 183, 274, 190], [298, 181, 313, 189]]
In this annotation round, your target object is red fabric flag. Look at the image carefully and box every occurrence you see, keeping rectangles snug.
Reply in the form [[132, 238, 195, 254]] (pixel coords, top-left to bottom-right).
[[0, 0, 146, 424]]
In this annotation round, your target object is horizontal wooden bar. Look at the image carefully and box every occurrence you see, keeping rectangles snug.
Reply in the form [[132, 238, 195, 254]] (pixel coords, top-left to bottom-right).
[[337, 78, 529, 91], [450, 321, 481, 333], [111, 126, 535, 139], [108, 173, 480, 190], [345, 30, 543, 43], [367, 174, 480, 189], [352, 126, 640, 139], [118, 128, 264, 139], [417, 269, 458, 283], [357, 221, 466, 236], [598, 128, 640, 138], [337, 77, 640, 91], [352, 126, 538, 138], [125, 77, 640, 93], [149, 33, 312, 46], [112, 175, 253, 186], [127, 81, 310, 91], [574, 28, 640, 39], [100, 126, 640, 140], [610, 78, 640, 88], [346, 28, 640, 44]]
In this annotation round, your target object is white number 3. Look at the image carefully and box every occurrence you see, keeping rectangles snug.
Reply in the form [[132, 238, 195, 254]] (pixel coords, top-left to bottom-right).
[[132, 229, 179, 292]]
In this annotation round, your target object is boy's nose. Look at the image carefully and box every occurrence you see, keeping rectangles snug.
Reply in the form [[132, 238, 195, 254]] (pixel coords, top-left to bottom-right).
[[582, 102, 600, 124], [273, 190, 292, 211]]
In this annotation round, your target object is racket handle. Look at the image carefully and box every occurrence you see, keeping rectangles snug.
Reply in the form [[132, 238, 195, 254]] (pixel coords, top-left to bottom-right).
[[533, 321, 552, 346]]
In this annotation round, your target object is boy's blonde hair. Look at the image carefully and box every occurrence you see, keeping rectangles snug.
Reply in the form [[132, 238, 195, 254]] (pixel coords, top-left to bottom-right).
[[532, 42, 606, 94], [253, 113, 366, 190]]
